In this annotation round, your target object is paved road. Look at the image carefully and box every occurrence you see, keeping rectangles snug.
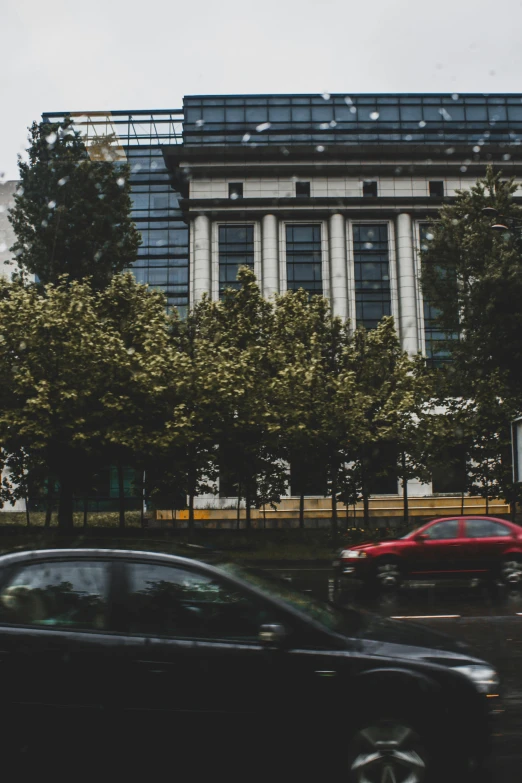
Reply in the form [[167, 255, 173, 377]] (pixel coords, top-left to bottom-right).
[[265, 568, 522, 782]]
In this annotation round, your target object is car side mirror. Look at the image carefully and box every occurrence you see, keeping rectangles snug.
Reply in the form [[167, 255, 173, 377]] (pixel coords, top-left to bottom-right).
[[259, 623, 287, 646]]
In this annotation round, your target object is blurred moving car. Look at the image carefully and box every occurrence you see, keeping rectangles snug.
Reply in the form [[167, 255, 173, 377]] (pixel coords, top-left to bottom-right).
[[0, 548, 500, 781], [334, 515, 522, 590]]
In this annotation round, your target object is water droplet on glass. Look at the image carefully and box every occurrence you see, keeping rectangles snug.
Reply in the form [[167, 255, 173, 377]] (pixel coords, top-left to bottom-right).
[[256, 122, 271, 133], [230, 192, 239, 200], [195, 119, 205, 127], [242, 133, 251, 143], [439, 108, 452, 121], [133, 164, 142, 172], [418, 120, 426, 128], [117, 177, 125, 187], [127, 346, 136, 355], [319, 123, 329, 130], [404, 134, 412, 141], [48, 200, 56, 209], [41, 220, 48, 227], [316, 145, 325, 152], [349, 106, 357, 114], [321, 92, 331, 101], [395, 166, 403, 174], [370, 111, 380, 121], [473, 145, 481, 153], [484, 131, 491, 138], [280, 147, 290, 156], [329, 120, 337, 128], [19, 342, 26, 351], [364, 242, 374, 249], [452, 93, 459, 101], [46, 132, 57, 146], [367, 230, 375, 239], [16, 187, 24, 196], [503, 153, 511, 161], [460, 165, 468, 172], [426, 233, 434, 241], [463, 159, 471, 165], [57, 177, 68, 186], [344, 96, 353, 105], [445, 147, 455, 155]]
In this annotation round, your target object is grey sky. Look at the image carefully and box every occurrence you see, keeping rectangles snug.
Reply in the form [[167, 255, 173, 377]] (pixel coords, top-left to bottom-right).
[[2, 0, 522, 181]]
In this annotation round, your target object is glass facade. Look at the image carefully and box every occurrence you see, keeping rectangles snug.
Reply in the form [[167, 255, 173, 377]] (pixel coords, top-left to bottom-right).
[[184, 94, 522, 148], [41, 111, 189, 317], [286, 225, 323, 295], [353, 224, 391, 329], [218, 225, 254, 296]]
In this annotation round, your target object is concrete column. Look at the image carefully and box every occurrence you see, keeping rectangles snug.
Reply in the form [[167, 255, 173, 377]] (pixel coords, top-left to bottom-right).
[[396, 213, 419, 355], [262, 214, 279, 297], [193, 215, 211, 302], [329, 213, 348, 320]]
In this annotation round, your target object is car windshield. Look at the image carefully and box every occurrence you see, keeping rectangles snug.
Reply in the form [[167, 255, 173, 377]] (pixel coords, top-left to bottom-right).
[[218, 562, 362, 636], [400, 525, 425, 539]]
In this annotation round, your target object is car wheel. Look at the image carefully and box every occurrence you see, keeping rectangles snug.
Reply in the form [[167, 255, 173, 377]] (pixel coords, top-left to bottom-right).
[[347, 719, 429, 783], [500, 556, 522, 587], [374, 559, 403, 591]]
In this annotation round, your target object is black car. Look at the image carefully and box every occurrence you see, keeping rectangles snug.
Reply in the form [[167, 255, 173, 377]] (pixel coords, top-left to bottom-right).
[[0, 548, 500, 780]]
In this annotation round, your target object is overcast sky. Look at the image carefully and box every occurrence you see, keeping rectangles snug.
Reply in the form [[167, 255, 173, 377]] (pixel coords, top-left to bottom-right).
[[2, 0, 522, 181]]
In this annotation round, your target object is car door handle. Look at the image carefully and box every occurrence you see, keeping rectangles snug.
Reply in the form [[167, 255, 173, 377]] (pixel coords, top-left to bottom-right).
[[315, 670, 337, 677]]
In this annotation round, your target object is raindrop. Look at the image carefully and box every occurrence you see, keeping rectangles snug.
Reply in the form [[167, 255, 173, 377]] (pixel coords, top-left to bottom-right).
[[230, 192, 239, 200], [195, 119, 205, 127], [463, 158, 471, 165], [57, 177, 69, 186], [484, 131, 491, 138], [46, 132, 57, 146], [94, 250, 102, 261], [439, 108, 452, 121], [445, 147, 455, 155], [369, 111, 380, 121], [473, 145, 481, 153], [451, 218, 459, 225], [404, 134, 412, 141], [48, 200, 56, 209], [503, 153, 512, 161], [426, 232, 434, 241], [329, 120, 337, 128], [127, 346, 136, 355], [117, 177, 125, 187], [132, 164, 142, 172], [418, 120, 426, 128], [367, 230, 375, 239], [319, 123, 329, 130], [280, 147, 290, 156], [349, 106, 357, 114], [478, 139, 485, 146], [242, 133, 251, 143], [451, 93, 459, 101], [316, 145, 325, 153], [364, 242, 374, 249], [256, 122, 271, 132], [321, 92, 331, 101], [16, 187, 24, 196], [514, 139, 522, 146], [344, 96, 353, 105], [460, 165, 468, 172], [19, 342, 26, 351], [0, 206, 4, 213], [0, 243, 6, 253], [395, 166, 403, 174]]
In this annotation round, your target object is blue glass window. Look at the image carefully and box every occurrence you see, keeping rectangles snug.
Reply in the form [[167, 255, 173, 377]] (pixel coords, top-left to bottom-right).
[[218, 225, 255, 296], [286, 225, 323, 295], [353, 224, 391, 329]]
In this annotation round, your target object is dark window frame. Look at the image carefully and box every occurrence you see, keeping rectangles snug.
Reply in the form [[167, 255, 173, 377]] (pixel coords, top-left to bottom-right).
[[228, 182, 244, 200], [363, 181, 378, 198], [295, 181, 311, 198], [429, 180, 445, 197]]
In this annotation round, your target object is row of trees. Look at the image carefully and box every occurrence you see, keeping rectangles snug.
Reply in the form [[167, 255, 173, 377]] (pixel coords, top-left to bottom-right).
[[2, 118, 521, 529]]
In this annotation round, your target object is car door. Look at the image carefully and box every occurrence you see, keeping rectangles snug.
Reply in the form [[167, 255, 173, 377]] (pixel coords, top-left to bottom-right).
[[409, 518, 464, 575], [111, 558, 337, 768], [460, 518, 515, 573], [0, 557, 115, 748]]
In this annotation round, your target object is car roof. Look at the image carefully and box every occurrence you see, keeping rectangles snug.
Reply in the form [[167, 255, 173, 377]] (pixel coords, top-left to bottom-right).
[[427, 515, 514, 524], [0, 548, 219, 571]]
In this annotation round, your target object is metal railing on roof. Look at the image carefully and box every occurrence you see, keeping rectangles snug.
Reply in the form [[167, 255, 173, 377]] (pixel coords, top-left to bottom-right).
[[41, 110, 184, 147]]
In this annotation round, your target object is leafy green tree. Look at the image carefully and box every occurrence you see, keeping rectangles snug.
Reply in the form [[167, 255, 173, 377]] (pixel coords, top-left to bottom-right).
[[9, 118, 140, 288]]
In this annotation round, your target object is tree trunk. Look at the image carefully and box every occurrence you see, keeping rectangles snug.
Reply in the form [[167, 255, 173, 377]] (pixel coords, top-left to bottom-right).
[[117, 461, 125, 529], [299, 493, 305, 530], [57, 473, 75, 530], [24, 493, 30, 527], [45, 478, 53, 528], [362, 490, 370, 529], [461, 490, 465, 515], [485, 491, 489, 515], [401, 454, 409, 525], [236, 482, 241, 530], [188, 493, 195, 534], [331, 470, 338, 537], [83, 495, 88, 527], [245, 486, 251, 531], [140, 471, 146, 528]]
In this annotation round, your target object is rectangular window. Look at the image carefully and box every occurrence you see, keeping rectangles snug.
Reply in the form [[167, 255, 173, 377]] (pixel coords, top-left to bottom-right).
[[218, 225, 254, 296], [363, 181, 378, 198], [295, 181, 310, 198], [353, 224, 391, 329], [286, 224, 323, 295], [429, 181, 444, 197], [228, 182, 243, 200], [419, 224, 456, 367]]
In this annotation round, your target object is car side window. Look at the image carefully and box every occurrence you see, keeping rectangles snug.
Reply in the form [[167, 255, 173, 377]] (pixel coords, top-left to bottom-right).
[[125, 563, 281, 641], [0, 561, 109, 630], [423, 520, 459, 540], [465, 519, 512, 538]]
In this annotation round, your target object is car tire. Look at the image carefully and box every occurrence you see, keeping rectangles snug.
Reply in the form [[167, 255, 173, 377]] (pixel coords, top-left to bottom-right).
[[500, 555, 522, 587], [346, 717, 432, 783], [372, 558, 403, 591]]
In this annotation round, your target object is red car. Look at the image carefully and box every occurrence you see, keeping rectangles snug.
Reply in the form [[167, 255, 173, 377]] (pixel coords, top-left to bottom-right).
[[334, 515, 522, 589]]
